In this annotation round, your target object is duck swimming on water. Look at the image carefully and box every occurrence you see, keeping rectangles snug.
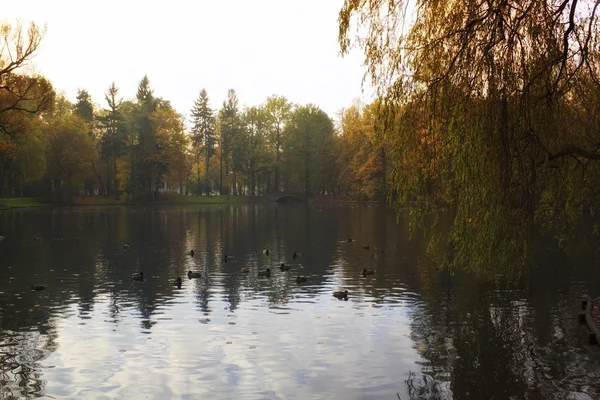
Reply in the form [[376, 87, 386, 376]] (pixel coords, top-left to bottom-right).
[[131, 272, 144, 281], [170, 277, 183, 288], [188, 270, 201, 278], [296, 276, 307, 283], [31, 285, 46, 291], [280, 263, 291, 271], [333, 290, 349, 299], [258, 269, 271, 277]]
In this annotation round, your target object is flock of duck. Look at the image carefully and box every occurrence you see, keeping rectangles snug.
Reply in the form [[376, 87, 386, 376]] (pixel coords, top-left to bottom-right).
[[124, 239, 376, 301]]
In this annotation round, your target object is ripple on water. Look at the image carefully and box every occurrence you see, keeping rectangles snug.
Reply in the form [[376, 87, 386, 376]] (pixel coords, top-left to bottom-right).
[[117, 384, 173, 400]]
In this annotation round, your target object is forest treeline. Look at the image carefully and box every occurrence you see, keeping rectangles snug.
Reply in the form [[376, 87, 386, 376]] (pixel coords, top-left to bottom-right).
[[0, 22, 386, 202]]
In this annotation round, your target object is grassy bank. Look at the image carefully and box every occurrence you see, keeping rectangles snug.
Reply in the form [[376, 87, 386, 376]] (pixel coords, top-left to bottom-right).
[[0, 198, 47, 210], [0, 194, 265, 210], [70, 193, 265, 206]]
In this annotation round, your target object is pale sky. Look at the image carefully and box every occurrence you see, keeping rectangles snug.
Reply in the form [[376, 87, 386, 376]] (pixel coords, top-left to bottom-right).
[[3, 0, 372, 120]]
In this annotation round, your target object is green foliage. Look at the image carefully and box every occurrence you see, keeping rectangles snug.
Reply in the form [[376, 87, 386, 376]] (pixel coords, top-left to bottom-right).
[[190, 89, 216, 195], [264, 95, 292, 191], [284, 104, 334, 194]]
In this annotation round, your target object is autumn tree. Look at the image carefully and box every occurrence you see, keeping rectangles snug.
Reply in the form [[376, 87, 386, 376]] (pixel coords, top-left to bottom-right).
[[0, 22, 54, 141], [45, 115, 95, 201], [337, 102, 386, 199], [149, 105, 189, 193], [339, 0, 600, 274], [190, 89, 216, 195]]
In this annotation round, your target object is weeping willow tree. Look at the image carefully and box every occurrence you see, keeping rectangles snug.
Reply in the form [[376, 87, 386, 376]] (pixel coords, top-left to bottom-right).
[[339, 0, 600, 275]]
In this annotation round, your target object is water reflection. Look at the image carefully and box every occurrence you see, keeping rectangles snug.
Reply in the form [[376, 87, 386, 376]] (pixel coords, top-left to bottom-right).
[[0, 204, 598, 399]]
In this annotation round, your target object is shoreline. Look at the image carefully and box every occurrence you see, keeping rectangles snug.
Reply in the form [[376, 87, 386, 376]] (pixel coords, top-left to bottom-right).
[[0, 194, 384, 210]]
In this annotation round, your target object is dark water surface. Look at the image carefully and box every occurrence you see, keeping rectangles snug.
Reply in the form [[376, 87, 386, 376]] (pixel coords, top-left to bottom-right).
[[0, 204, 599, 399]]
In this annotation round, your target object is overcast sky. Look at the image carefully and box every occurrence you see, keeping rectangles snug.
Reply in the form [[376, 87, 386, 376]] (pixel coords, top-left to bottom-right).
[[3, 0, 373, 120]]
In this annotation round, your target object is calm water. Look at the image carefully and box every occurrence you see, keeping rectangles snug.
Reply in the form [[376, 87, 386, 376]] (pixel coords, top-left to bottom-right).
[[0, 204, 599, 400]]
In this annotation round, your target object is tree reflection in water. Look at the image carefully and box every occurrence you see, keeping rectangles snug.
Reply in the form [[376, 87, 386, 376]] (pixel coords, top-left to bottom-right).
[[0, 204, 598, 399]]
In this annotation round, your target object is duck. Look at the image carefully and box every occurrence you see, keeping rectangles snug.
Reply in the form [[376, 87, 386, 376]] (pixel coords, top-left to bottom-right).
[[241, 267, 250, 273], [170, 277, 183, 287], [131, 272, 144, 281], [263, 249, 270, 256], [296, 276, 308, 283], [30, 285, 46, 291], [124, 243, 130, 250], [188, 270, 201, 278], [292, 252, 300, 259], [258, 268, 271, 277], [362, 244, 370, 250], [280, 263, 291, 272], [333, 290, 349, 299], [347, 238, 354, 242], [223, 255, 235, 262], [189, 250, 195, 257], [362, 269, 375, 276]]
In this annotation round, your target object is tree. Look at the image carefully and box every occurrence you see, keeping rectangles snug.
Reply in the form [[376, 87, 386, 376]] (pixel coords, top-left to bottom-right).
[[148, 106, 189, 193], [190, 89, 216, 195], [337, 102, 386, 199], [240, 106, 269, 195], [264, 95, 292, 192], [134, 75, 159, 198], [0, 22, 54, 141], [97, 82, 126, 196], [338, 0, 600, 274], [45, 115, 95, 201], [218, 89, 241, 195], [73, 89, 94, 124], [285, 104, 334, 195]]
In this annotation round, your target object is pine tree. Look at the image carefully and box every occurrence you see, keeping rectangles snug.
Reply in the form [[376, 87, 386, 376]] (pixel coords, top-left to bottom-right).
[[190, 89, 216, 195], [134, 75, 158, 198], [73, 89, 94, 124], [97, 82, 126, 196]]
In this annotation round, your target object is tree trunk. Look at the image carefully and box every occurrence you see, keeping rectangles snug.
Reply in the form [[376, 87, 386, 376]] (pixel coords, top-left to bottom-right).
[[205, 149, 210, 196], [91, 162, 105, 195], [275, 151, 280, 193], [197, 152, 202, 195], [219, 152, 223, 195], [113, 151, 119, 199], [232, 170, 237, 196], [304, 152, 310, 195], [179, 171, 183, 194]]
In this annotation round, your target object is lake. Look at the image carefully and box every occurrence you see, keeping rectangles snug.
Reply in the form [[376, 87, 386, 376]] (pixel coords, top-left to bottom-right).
[[0, 204, 599, 399]]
